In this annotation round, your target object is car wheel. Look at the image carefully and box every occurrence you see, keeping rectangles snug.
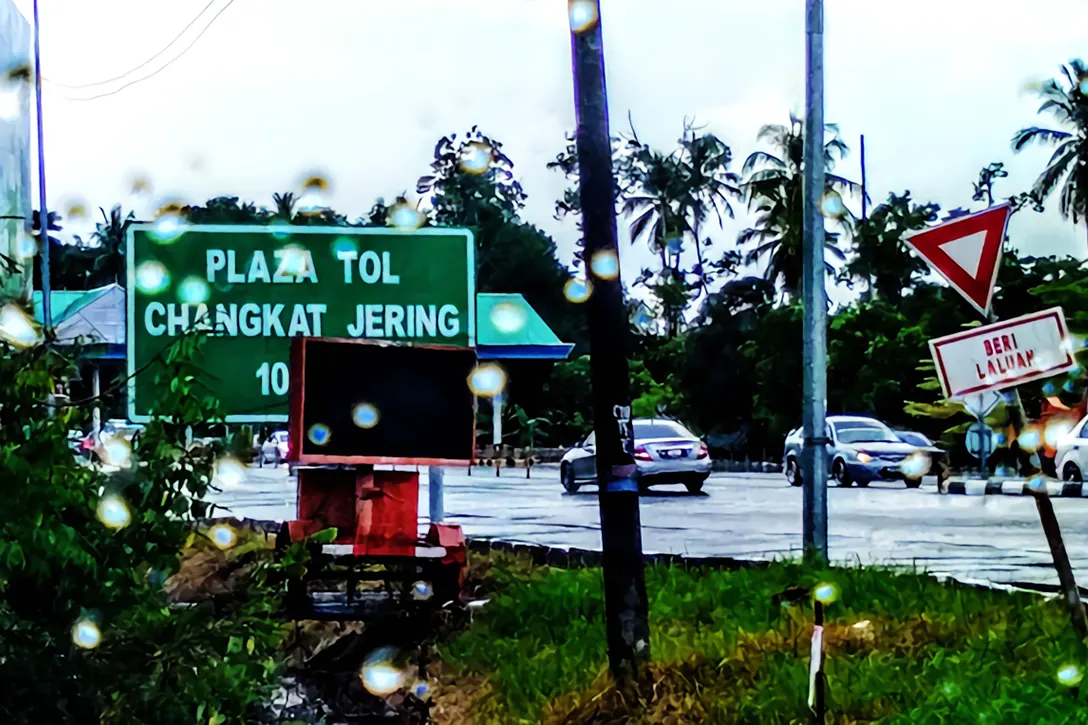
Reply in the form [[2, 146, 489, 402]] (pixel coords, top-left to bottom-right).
[[561, 464, 580, 493], [785, 458, 802, 487], [685, 475, 707, 494], [904, 477, 922, 489], [1063, 462, 1083, 483], [832, 458, 852, 487]]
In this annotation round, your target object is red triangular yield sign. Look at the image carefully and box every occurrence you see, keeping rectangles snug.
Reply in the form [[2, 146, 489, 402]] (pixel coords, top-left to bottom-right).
[[904, 203, 1011, 316]]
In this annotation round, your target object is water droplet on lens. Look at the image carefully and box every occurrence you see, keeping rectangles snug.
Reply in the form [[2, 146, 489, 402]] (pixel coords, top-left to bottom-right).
[[14, 232, 37, 259], [72, 619, 102, 649], [352, 403, 380, 429], [135, 260, 170, 294], [131, 177, 152, 195], [388, 199, 426, 231], [213, 457, 247, 489], [0, 304, 42, 348], [564, 277, 592, 304], [459, 142, 493, 175], [411, 580, 433, 601], [489, 302, 527, 334], [308, 423, 331, 446], [590, 250, 619, 280], [208, 524, 237, 550], [820, 191, 846, 219], [178, 276, 209, 304], [813, 582, 839, 604], [102, 435, 132, 467], [1057, 663, 1083, 687], [65, 201, 87, 219], [96, 494, 131, 530], [360, 647, 407, 696], [150, 201, 187, 243], [468, 363, 506, 398], [664, 235, 684, 255], [568, 0, 599, 33]]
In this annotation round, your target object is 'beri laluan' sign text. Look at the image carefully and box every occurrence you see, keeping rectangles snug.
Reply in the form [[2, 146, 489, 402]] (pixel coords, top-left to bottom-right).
[[127, 224, 475, 422], [928, 307, 1075, 399]]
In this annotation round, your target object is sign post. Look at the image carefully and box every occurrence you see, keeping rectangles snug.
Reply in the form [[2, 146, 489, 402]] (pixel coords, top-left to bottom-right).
[[126, 224, 475, 422]]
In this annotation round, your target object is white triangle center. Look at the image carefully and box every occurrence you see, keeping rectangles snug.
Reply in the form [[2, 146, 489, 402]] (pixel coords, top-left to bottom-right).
[[939, 230, 987, 280]]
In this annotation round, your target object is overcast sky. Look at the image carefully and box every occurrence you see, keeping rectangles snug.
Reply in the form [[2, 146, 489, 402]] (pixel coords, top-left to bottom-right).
[[11, 0, 1088, 291]]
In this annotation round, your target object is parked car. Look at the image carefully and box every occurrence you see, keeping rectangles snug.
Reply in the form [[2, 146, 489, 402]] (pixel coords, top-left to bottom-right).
[[560, 418, 711, 494], [1055, 415, 1088, 481], [782, 416, 939, 488], [258, 430, 291, 467]]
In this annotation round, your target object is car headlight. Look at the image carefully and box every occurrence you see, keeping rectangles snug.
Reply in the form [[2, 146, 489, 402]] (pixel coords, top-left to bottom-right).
[[856, 452, 874, 463]]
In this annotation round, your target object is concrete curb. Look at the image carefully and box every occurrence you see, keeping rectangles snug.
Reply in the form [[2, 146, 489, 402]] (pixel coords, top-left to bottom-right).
[[943, 480, 1088, 497]]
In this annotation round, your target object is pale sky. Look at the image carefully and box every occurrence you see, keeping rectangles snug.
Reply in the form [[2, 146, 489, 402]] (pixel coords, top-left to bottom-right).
[[11, 0, 1088, 291]]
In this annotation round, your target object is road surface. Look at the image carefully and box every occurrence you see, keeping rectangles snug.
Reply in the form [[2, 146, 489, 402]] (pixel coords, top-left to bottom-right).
[[209, 465, 1088, 591]]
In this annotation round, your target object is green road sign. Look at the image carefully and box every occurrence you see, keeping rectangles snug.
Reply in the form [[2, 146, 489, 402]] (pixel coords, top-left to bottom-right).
[[127, 224, 475, 422]]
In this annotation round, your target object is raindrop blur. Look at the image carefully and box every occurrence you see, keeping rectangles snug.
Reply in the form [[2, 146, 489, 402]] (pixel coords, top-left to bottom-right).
[[72, 619, 102, 650], [820, 191, 847, 219], [388, 199, 426, 231], [1080, 77, 1088, 96], [352, 403, 380, 429], [213, 457, 247, 489], [1027, 475, 1047, 492], [14, 232, 36, 259], [65, 201, 87, 220], [414, 681, 431, 698], [489, 301, 527, 334], [178, 276, 209, 305], [664, 235, 684, 255], [1062, 378, 1078, 393], [632, 307, 654, 332], [332, 237, 358, 258], [96, 494, 131, 530], [131, 177, 152, 195], [411, 580, 433, 601], [360, 647, 407, 696], [852, 620, 871, 629], [1041, 381, 1056, 396], [568, 0, 599, 33], [1044, 418, 1075, 448], [296, 189, 329, 216], [278, 245, 311, 278], [208, 523, 237, 550], [459, 142, 493, 175], [813, 582, 839, 604], [468, 363, 506, 398], [0, 304, 42, 348], [1056, 663, 1083, 687], [564, 277, 592, 304], [590, 250, 620, 280], [135, 260, 170, 294], [102, 435, 132, 468], [899, 451, 931, 479], [1017, 426, 1042, 453], [150, 202, 187, 243], [308, 423, 331, 446]]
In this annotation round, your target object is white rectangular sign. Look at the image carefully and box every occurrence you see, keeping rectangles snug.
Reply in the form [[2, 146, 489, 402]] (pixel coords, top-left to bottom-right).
[[928, 307, 1075, 399]]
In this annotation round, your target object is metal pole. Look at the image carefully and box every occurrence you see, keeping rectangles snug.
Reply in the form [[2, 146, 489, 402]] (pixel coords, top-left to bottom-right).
[[32, 0, 51, 327], [428, 466, 444, 523], [801, 0, 829, 561], [92, 365, 101, 437], [1032, 490, 1088, 640], [859, 135, 867, 221], [568, 0, 650, 686]]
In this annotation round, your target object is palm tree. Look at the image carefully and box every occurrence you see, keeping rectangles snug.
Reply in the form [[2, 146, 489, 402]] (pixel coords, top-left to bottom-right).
[[272, 192, 297, 221], [89, 205, 135, 285], [618, 121, 741, 334], [737, 114, 861, 300], [1012, 59, 1088, 243]]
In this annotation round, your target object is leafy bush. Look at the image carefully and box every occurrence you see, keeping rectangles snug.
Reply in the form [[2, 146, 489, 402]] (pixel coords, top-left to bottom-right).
[[0, 332, 284, 724]]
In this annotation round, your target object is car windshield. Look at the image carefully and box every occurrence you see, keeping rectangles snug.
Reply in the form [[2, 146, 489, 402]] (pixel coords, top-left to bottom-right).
[[634, 421, 692, 441], [834, 423, 898, 444]]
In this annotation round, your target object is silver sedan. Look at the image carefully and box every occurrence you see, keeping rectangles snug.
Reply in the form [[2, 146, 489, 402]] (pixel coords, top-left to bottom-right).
[[560, 418, 711, 494]]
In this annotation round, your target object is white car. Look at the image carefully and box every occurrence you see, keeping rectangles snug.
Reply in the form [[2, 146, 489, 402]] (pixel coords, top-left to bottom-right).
[[560, 418, 711, 494], [257, 430, 290, 467], [1055, 415, 1088, 481]]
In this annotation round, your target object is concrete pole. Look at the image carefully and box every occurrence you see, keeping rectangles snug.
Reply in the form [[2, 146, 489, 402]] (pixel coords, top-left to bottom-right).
[[428, 466, 444, 523], [91, 365, 101, 436], [492, 392, 503, 447], [801, 0, 829, 561]]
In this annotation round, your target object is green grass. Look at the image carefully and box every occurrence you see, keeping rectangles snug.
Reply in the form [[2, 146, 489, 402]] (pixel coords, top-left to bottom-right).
[[439, 554, 1088, 724]]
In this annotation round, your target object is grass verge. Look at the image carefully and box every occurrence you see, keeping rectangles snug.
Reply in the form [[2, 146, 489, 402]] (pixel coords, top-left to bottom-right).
[[438, 552, 1088, 724]]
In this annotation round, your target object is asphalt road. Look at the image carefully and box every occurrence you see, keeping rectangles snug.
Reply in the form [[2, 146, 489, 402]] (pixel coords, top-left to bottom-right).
[[210, 466, 1088, 591]]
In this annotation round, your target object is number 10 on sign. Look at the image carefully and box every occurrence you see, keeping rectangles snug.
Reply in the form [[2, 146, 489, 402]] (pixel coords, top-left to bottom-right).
[[256, 362, 289, 396]]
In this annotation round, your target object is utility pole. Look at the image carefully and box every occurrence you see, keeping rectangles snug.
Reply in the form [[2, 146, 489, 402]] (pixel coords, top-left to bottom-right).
[[801, 0, 829, 561], [33, 0, 51, 327], [568, 0, 651, 686]]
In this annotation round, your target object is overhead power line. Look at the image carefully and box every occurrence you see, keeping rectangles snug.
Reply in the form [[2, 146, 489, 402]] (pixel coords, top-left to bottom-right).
[[45, 0, 218, 89], [51, 0, 236, 102]]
